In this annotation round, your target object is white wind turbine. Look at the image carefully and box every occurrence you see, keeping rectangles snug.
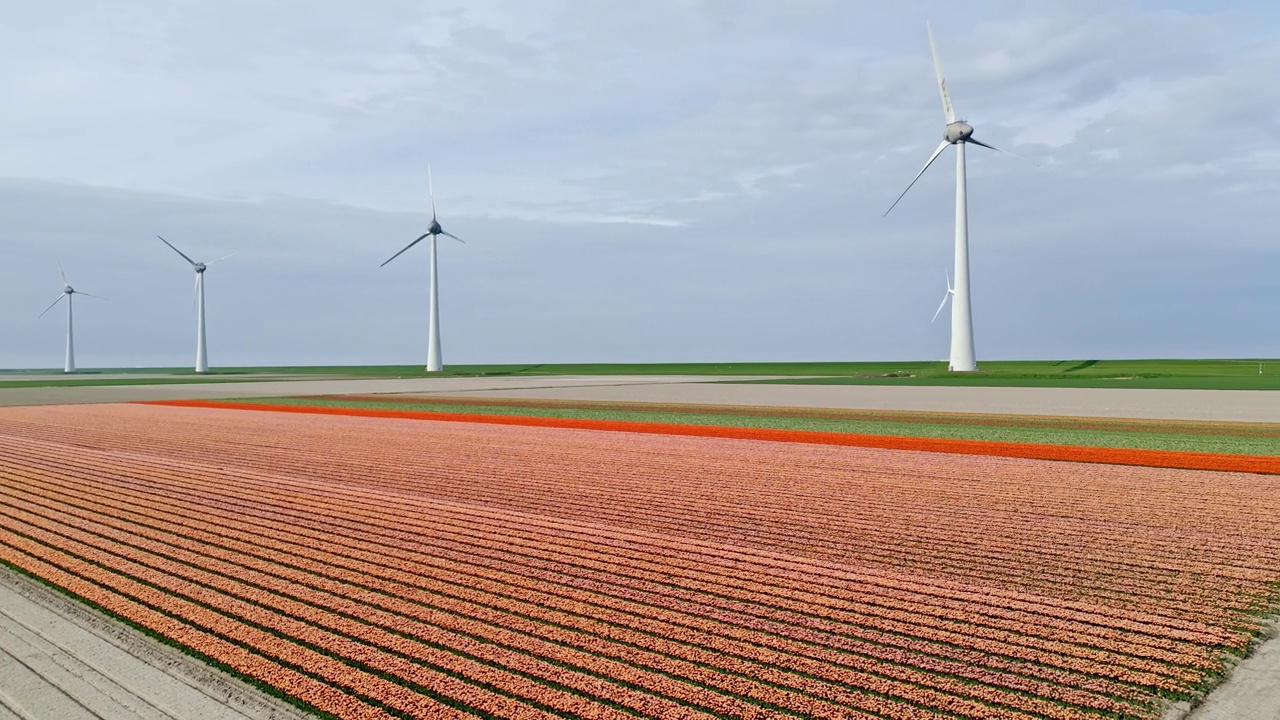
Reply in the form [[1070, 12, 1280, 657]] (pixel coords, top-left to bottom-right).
[[931, 267, 956, 325], [885, 23, 1015, 372], [38, 259, 106, 374], [158, 236, 236, 373], [380, 164, 464, 373]]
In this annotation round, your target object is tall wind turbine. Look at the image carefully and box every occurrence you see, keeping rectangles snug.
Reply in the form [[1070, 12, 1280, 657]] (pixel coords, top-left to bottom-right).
[[38, 260, 106, 374], [380, 164, 464, 373], [158, 236, 236, 373], [885, 23, 1013, 372]]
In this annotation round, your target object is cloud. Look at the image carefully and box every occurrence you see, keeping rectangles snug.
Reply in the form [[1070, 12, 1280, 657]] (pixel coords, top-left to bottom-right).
[[0, 1, 1277, 367]]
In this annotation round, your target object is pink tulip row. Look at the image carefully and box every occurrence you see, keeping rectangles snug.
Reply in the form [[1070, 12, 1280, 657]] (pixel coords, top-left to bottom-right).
[[0, 530, 457, 720], [3, 459, 1200, 696], [12, 404, 1280, 589], [9, 442, 1241, 663], [2, 438, 1228, 666], [56, 410, 1269, 626], [2, 463, 1168, 718], [1, 476, 1108, 720], [0, 502, 969, 720]]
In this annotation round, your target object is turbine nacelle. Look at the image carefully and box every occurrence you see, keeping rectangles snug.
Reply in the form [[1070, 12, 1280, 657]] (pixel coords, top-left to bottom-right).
[[944, 121, 973, 144], [194, 263, 207, 273], [40, 263, 105, 320], [428, 220, 443, 236]]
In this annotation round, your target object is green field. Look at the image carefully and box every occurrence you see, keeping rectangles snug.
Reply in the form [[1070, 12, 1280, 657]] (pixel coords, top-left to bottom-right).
[[1, 358, 1276, 390], [0, 376, 296, 389], [230, 395, 1280, 456]]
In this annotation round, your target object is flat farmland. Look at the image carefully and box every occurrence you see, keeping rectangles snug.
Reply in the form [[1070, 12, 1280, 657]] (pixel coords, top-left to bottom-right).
[[0, 403, 1278, 719]]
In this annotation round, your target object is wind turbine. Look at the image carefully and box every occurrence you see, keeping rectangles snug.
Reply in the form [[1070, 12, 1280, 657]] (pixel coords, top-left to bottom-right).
[[380, 164, 464, 373], [158, 236, 236, 373], [885, 23, 1014, 372], [931, 267, 955, 325], [38, 259, 106, 374]]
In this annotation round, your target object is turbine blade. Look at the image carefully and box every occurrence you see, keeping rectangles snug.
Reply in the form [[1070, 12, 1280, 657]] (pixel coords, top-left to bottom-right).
[[966, 136, 1035, 169], [207, 252, 238, 265], [884, 141, 950, 216], [75, 291, 108, 300], [966, 137, 1010, 154], [57, 256, 68, 285], [158, 235, 198, 266], [38, 294, 65, 318], [380, 233, 431, 268], [945, 265, 952, 291], [927, 23, 956, 124], [931, 291, 951, 324], [192, 274, 199, 313], [428, 162, 436, 221], [440, 230, 465, 244]]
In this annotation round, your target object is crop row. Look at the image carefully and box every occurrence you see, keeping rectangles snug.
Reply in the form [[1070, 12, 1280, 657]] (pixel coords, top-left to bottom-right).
[[0, 469, 1159, 716], [0, 450, 1230, 675], [3, 410, 1271, 624]]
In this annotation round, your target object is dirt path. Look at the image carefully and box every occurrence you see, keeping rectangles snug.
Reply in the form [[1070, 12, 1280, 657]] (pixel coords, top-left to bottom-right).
[[1181, 622, 1280, 720], [0, 566, 311, 720]]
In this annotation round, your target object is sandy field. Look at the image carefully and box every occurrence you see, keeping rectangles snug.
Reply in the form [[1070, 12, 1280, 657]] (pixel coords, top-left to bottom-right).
[[0, 565, 308, 720], [0, 374, 1278, 421]]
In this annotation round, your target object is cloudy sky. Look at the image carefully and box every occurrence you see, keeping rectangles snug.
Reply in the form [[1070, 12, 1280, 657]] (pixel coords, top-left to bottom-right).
[[1, 1, 1276, 368]]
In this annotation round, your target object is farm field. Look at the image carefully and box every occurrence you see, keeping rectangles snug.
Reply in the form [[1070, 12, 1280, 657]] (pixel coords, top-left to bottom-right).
[[2, 358, 1278, 390], [214, 395, 1280, 457], [0, 402, 1278, 719]]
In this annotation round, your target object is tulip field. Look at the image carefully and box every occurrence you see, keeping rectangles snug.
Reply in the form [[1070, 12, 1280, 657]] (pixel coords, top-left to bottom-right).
[[0, 402, 1278, 719]]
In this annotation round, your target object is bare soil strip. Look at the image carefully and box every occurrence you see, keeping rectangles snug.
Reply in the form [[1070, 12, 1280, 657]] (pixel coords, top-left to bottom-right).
[[1, 375, 1277, 422], [333, 394, 1280, 436]]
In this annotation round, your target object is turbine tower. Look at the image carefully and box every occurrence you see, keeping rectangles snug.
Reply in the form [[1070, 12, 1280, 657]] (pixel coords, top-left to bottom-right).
[[885, 23, 1013, 372], [380, 164, 464, 373], [39, 260, 106, 374], [158, 236, 236, 373]]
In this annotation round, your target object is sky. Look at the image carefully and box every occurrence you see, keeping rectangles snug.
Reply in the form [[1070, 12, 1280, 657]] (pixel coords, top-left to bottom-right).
[[1, 0, 1277, 368]]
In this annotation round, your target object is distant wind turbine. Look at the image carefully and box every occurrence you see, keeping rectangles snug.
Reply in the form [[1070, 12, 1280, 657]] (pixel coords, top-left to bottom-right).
[[158, 236, 236, 373], [39, 259, 106, 374], [885, 23, 1017, 372], [931, 267, 955, 325], [380, 164, 464, 373]]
